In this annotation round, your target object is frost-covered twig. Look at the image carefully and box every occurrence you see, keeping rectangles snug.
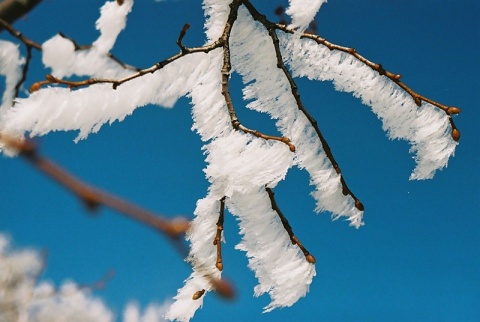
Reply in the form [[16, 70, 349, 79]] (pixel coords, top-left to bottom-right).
[[299, 33, 462, 141], [219, 0, 295, 150], [267, 23, 363, 211], [266, 187, 315, 263]]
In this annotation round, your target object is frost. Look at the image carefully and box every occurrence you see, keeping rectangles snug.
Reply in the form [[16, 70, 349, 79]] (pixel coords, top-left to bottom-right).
[[0, 0, 459, 321], [286, 0, 326, 33], [0, 40, 24, 115]]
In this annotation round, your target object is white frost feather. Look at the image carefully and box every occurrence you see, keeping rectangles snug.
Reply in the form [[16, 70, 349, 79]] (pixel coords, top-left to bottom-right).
[[165, 196, 222, 322], [231, 7, 363, 227], [228, 189, 316, 312], [285, 0, 326, 33], [281, 34, 457, 179], [0, 40, 24, 115], [3, 54, 207, 141], [93, 0, 134, 54], [42, 34, 132, 79]]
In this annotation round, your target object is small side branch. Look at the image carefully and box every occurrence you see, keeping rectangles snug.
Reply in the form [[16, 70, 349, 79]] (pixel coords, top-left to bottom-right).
[[268, 25, 363, 211], [213, 197, 226, 271], [0, 134, 190, 240], [300, 33, 461, 142], [242, 0, 460, 142], [219, 1, 294, 151], [266, 187, 315, 264]]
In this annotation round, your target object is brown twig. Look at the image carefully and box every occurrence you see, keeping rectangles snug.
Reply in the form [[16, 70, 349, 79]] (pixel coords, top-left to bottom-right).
[[30, 36, 224, 92], [0, 18, 41, 98], [218, 0, 295, 151], [0, 134, 189, 239], [0, 18, 41, 49], [213, 197, 226, 271], [0, 133, 236, 299], [266, 187, 315, 263], [176, 23, 190, 54], [0, 0, 43, 31], [241, 2, 363, 211], [299, 33, 461, 142], [243, 1, 460, 142]]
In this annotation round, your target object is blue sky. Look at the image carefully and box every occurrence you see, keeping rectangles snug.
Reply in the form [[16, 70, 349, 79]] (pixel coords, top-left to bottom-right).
[[1, 0, 479, 321]]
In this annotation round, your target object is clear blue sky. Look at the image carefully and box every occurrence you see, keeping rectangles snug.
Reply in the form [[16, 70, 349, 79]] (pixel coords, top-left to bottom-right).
[[1, 0, 479, 321]]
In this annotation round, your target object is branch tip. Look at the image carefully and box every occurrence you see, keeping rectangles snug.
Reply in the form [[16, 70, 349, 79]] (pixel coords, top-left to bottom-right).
[[447, 107, 461, 115], [451, 128, 460, 142]]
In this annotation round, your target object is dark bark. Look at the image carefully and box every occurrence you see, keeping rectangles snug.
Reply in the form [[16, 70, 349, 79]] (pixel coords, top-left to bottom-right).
[[0, 0, 42, 31]]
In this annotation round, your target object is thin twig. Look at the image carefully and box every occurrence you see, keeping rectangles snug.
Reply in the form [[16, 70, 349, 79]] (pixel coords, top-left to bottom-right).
[[241, 2, 363, 211], [266, 187, 315, 263], [242, 0, 460, 143], [0, 18, 41, 49], [0, 0, 43, 31], [0, 134, 189, 239], [219, 0, 295, 151], [213, 197, 226, 271], [0, 133, 235, 300]]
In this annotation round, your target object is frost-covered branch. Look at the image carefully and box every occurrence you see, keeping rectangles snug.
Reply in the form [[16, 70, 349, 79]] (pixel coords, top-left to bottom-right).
[[266, 187, 315, 263], [0, 0, 462, 320]]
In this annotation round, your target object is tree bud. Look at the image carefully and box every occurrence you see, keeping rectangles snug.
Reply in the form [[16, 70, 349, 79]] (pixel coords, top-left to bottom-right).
[[447, 107, 461, 115], [29, 82, 42, 92], [414, 97, 422, 107], [451, 129, 460, 142], [192, 289, 205, 300]]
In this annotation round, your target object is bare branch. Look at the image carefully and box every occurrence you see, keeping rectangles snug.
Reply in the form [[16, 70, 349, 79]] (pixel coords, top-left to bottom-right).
[[0, 18, 41, 49], [0, 0, 42, 30], [0, 134, 190, 240], [213, 197, 226, 271]]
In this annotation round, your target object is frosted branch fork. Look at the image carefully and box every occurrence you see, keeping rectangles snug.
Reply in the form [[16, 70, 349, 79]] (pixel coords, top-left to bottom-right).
[[242, 1, 461, 142]]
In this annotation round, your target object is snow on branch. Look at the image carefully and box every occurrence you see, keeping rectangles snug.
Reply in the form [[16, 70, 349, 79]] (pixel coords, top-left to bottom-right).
[[0, 0, 461, 321]]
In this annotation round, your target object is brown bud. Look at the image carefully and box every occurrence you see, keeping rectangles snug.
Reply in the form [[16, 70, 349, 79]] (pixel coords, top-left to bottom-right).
[[414, 96, 422, 107], [355, 200, 364, 211], [46, 74, 57, 82], [212, 279, 235, 299], [393, 74, 402, 80], [192, 289, 205, 300], [29, 82, 42, 92], [305, 254, 316, 264], [451, 129, 460, 142], [215, 262, 223, 271], [288, 144, 296, 152], [447, 107, 461, 115]]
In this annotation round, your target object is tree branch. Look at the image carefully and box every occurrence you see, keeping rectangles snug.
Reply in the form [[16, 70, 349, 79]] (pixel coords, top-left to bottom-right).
[[0, 134, 189, 240], [213, 197, 226, 271], [266, 187, 315, 263], [0, 0, 42, 31]]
